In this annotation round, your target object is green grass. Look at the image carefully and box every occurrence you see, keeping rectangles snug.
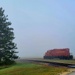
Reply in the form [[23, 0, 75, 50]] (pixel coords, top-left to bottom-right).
[[0, 63, 67, 75]]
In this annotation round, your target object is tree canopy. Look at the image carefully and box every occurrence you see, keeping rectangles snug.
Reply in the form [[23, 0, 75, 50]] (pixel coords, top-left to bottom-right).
[[0, 7, 18, 65]]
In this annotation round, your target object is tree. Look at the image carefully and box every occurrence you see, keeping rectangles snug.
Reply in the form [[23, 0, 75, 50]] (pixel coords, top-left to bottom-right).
[[0, 7, 18, 65]]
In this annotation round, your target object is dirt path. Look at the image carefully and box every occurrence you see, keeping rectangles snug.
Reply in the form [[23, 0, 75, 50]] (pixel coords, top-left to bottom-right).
[[60, 68, 75, 75]]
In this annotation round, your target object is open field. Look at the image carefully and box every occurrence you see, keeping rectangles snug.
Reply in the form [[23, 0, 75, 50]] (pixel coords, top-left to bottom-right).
[[0, 58, 74, 75], [0, 62, 68, 75]]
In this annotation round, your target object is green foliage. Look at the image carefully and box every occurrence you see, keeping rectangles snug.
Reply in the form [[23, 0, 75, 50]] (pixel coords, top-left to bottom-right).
[[0, 63, 67, 75], [0, 7, 18, 65]]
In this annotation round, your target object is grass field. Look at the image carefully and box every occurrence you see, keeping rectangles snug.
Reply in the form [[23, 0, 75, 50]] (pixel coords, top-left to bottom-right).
[[0, 63, 67, 75]]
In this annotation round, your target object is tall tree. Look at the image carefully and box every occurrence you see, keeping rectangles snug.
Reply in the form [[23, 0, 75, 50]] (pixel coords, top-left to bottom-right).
[[0, 7, 18, 65]]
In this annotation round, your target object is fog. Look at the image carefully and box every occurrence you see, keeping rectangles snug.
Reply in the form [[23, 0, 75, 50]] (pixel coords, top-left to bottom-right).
[[1, 0, 75, 58]]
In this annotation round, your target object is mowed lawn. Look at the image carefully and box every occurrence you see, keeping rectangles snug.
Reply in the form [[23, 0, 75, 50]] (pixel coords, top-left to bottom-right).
[[0, 63, 67, 75]]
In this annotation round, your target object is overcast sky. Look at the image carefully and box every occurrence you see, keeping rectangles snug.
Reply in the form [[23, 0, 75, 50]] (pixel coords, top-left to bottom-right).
[[0, 0, 75, 58]]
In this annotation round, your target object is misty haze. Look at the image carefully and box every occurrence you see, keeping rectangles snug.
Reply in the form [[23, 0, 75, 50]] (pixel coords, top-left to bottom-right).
[[1, 0, 75, 58], [0, 0, 75, 75]]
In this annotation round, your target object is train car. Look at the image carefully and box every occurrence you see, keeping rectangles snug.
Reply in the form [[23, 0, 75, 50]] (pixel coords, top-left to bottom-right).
[[44, 48, 73, 59]]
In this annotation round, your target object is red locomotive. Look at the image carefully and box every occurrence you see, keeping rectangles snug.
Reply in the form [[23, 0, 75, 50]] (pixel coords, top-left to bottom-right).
[[44, 48, 73, 59]]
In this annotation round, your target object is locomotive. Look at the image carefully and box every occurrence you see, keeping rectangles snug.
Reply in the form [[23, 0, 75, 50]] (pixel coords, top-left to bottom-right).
[[44, 48, 73, 59]]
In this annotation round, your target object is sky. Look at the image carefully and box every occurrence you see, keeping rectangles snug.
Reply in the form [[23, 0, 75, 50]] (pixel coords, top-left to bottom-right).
[[0, 0, 75, 58]]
